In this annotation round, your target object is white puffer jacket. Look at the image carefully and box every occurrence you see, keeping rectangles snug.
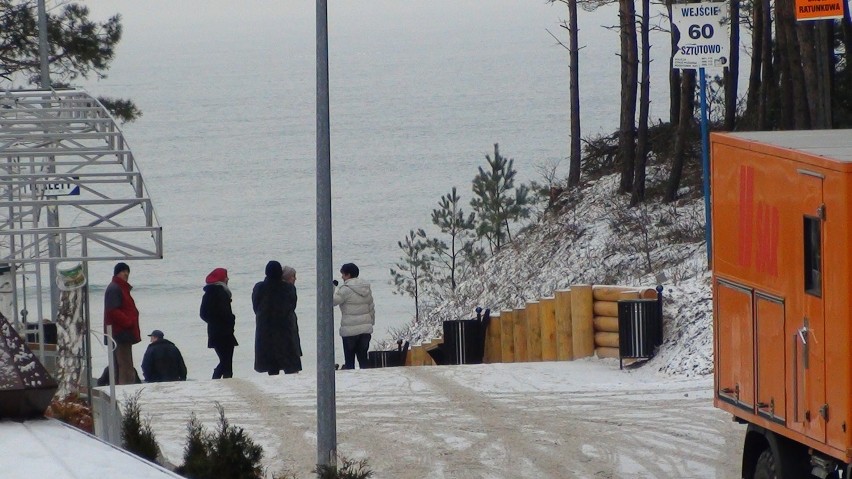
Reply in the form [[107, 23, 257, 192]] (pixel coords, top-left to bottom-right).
[[333, 277, 375, 337]]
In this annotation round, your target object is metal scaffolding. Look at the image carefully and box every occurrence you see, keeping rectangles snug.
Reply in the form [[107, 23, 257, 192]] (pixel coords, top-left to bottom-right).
[[0, 88, 162, 387]]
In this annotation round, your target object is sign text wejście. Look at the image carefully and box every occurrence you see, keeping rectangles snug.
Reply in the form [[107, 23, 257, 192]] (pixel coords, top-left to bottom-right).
[[679, 5, 722, 16]]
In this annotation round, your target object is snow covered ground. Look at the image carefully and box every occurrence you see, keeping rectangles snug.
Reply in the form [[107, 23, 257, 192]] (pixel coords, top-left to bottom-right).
[[2, 169, 731, 478], [90, 360, 744, 478], [0, 418, 182, 478]]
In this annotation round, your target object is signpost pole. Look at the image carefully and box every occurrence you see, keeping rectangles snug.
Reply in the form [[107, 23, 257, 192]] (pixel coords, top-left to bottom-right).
[[699, 67, 711, 267]]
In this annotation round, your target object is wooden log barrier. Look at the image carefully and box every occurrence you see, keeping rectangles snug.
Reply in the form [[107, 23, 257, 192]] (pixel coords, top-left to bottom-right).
[[513, 307, 528, 362], [592, 300, 619, 318], [554, 289, 573, 361], [640, 288, 659, 299], [592, 315, 619, 333], [500, 310, 515, 363], [411, 344, 426, 366], [406, 345, 419, 366], [595, 346, 620, 359], [592, 285, 641, 301], [571, 284, 595, 359], [539, 297, 557, 361], [526, 301, 542, 362], [484, 313, 502, 363], [594, 331, 619, 348]]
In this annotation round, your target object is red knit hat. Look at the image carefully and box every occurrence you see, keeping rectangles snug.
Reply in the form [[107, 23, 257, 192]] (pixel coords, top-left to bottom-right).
[[206, 268, 228, 284]]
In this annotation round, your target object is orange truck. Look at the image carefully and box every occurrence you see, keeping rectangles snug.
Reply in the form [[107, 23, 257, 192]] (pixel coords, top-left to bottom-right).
[[712, 129, 852, 478]]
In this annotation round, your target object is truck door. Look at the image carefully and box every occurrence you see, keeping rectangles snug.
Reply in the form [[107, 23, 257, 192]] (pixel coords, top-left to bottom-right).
[[796, 171, 826, 443]]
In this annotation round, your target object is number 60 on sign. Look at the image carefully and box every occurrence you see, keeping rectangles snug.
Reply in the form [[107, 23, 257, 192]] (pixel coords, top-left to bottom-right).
[[672, 2, 730, 71]]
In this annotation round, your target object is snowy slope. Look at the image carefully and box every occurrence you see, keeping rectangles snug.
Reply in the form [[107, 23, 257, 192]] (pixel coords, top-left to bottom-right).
[[385, 167, 714, 377]]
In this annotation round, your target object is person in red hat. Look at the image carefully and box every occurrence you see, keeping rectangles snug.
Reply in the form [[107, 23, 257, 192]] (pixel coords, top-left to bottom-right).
[[200, 267, 238, 379]]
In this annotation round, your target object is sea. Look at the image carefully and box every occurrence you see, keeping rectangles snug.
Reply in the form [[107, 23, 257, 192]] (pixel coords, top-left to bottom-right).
[[73, 0, 675, 377]]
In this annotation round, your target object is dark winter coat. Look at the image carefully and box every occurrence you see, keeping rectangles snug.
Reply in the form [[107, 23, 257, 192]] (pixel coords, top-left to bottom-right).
[[103, 275, 140, 344], [141, 339, 187, 382], [200, 283, 238, 349], [252, 278, 302, 374]]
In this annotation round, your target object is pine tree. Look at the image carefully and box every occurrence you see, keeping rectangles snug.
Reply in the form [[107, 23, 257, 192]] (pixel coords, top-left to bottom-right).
[[428, 187, 478, 293], [176, 414, 210, 478], [209, 404, 264, 479], [176, 404, 264, 479], [389, 229, 432, 323], [121, 391, 159, 462], [470, 144, 531, 254], [0, 1, 140, 122]]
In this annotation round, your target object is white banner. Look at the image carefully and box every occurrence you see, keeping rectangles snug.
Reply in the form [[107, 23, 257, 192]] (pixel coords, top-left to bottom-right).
[[672, 2, 730, 71]]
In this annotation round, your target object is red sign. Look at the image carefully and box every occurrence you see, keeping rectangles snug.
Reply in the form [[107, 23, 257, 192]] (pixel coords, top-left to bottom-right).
[[795, 0, 843, 20]]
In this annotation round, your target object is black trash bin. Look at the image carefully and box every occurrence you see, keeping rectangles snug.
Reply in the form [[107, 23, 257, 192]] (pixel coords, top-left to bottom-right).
[[368, 340, 409, 368], [617, 297, 663, 369], [428, 308, 490, 366]]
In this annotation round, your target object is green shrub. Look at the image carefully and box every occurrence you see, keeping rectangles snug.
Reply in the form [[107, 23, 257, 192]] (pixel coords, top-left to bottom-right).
[[313, 456, 374, 479], [121, 390, 159, 462], [175, 413, 210, 477], [176, 402, 264, 479]]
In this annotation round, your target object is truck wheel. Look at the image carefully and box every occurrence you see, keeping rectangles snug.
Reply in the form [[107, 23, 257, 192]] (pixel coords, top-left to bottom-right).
[[754, 449, 777, 479]]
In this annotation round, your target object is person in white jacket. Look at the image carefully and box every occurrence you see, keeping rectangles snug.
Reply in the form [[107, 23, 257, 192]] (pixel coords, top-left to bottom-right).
[[333, 263, 375, 369]]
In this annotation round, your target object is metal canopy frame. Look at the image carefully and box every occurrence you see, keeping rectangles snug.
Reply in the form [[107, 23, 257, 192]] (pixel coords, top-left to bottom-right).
[[0, 88, 162, 358], [0, 89, 162, 268]]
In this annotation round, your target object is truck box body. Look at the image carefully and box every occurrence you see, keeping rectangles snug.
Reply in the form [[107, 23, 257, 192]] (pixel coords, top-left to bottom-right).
[[712, 130, 852, 464]]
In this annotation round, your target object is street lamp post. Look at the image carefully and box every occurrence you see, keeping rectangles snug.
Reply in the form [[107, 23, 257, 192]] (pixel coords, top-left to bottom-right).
[[315, 0, 337, 469]]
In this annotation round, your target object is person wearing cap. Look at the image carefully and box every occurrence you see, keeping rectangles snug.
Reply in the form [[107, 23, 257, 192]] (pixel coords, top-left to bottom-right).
[[333, 263, 375, 370], [252, 261, 302, 375], [103, 262, 141, 385], [141, 330, 187, 382], [200, 267, 238, 379]]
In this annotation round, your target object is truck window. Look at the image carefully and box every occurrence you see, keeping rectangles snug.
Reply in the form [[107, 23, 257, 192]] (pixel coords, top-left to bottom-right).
[[804, 216, 822, 297]]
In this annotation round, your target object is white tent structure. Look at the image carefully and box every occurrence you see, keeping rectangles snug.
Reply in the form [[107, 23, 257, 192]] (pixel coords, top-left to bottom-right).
[[0, 89, 162, 399]]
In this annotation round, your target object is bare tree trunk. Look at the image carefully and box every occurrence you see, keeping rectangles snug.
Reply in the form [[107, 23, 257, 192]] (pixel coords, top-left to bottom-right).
[[774, 0, 795, 129], [666, 70, 696, 202], [796, 20, 820, 128], [757, 0, 773, 129], [815, 21, 832, 127], [724, 0, 740, 130], [618, 0, 638, 193], [667, 0, 681, 123], [631, 0, 651, 206], [567, 0, 582, 187], [745, 0, 764, 126], [843, 4, 852, 64]]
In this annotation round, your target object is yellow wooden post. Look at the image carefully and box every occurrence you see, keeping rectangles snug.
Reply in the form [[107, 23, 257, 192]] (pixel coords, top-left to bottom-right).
[[513, 307, 528, 362], [526, 301, 542, 362], [409, 345, 420, 366], [539, 297, 557, 361], [554, 289, 573, 360], [484, 313, 502, 363], [500, 310, 515, 363], [571, 284, 595, 358]]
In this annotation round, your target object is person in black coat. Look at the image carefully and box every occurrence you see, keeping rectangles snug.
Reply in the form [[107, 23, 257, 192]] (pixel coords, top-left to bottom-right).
[[200, 267, 238, 379], [253, 261, 302, 375], [141, 330, 187, 382]]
